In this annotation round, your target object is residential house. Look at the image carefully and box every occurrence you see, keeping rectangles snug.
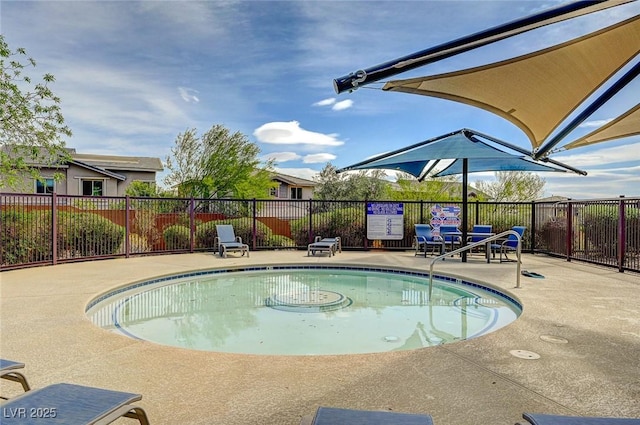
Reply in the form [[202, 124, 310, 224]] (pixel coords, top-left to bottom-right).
[[2, 147, 163, 196], [535, 195, 571, 222], [270, 172, 316, 200]]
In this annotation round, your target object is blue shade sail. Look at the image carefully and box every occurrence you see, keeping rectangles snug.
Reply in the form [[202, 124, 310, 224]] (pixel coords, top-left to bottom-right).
[[434, 157, 564, 177], [337, 128, 577, 263], [338, 129, 569, 180]]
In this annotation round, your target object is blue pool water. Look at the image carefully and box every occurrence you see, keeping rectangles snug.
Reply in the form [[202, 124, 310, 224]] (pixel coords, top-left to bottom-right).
[[86, 265, 521, 355]]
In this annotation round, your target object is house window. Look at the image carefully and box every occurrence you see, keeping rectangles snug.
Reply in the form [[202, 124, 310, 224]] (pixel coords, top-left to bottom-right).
[[35, 178, 55, 194], [82, 180, 104, 196], [270, 187, 278, 197], [290, 187, 302, 200]]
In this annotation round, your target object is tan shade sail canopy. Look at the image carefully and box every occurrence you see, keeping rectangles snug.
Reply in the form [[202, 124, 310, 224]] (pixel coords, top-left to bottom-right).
[[382, 15, 640, 152], [561, 103, 640, 150]]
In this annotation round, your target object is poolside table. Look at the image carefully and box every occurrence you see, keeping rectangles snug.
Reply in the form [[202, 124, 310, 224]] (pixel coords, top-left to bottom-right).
[[441, 231, 495, 263], [440, 230, 463, 256], [466, 232, 495, 263]]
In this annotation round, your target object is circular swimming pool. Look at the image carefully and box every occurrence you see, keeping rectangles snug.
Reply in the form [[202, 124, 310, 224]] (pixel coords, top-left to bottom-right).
[[86, 265, 521, 355]]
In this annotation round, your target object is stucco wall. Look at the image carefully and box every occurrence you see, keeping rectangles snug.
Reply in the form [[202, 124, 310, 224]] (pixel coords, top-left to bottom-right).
[[1, 167, 158, 197]]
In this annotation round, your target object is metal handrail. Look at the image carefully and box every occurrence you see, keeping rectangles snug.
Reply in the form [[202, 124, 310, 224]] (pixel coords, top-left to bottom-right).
[[428, 230, 522, 296]]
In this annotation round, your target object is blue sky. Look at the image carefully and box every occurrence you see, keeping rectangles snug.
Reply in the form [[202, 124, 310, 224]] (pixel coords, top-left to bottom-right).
[[2, 0, 639, 198]]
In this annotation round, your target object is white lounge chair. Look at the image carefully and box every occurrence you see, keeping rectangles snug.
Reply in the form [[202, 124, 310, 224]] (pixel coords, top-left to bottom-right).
[[215, 224, 249, 258], [307, 236, 341, 257]]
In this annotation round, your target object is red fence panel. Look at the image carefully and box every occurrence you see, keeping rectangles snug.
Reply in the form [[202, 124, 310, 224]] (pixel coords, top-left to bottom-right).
[[1, 193, 638, 273]]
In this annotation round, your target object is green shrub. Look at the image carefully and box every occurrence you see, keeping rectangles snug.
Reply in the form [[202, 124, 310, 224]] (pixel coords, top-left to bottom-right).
[[226, 218, 266, 244], [1, 209, 52, 265], [1, 210, 32, 265], [195, 221, 218, 248], [195, 218, 273, 249], [290, 207, 365, 248], [482, 210, 531, 248], [537, 218, 567, 253], [163, 225, 191, 250], [263, 234, 296, 248], [57, 212, 124, 256], [29, 210, 53, 261], [121, 233, 152, 254], [174, 213, 197, 228], [131, 210, 161, 248], [582, 205, 640, 258]]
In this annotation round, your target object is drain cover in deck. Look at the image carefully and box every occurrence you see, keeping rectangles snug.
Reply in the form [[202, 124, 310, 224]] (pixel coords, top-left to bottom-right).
[[510, 350, 540, 359]]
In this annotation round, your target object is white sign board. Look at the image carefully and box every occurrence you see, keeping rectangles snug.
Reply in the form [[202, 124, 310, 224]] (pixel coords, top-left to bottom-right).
[[367, 202, 404, 240]]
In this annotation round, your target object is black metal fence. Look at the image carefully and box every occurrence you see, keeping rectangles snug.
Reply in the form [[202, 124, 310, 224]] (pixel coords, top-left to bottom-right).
[[1, 193, 638, 273]]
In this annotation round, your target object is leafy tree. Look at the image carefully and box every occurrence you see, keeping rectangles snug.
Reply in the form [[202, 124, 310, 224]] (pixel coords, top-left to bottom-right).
[[162, 128, 200, 193], [313, 163, 390, 201], [164, 124, 276, 199], [0, 35, 72, 190], [384, 175, 465, 201], [125, 181, 167, 197], [474, 171, 545, 202]]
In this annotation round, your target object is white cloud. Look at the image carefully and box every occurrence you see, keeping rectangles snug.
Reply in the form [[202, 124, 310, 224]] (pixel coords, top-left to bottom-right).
[[303, 153, 336, 163], [313, 98, 336, 107], [263, 152, 301, 163], [178, 87, 199, 103], [544, 175, 640, 198], [253, 121, 345, 146], [579, 118, 613, 128], [53, 63, 193, 138], [312, 97, 353, 111], [543, 162, 640, 198], [554, 141, 640, 167], [332, 99, 353, 111]]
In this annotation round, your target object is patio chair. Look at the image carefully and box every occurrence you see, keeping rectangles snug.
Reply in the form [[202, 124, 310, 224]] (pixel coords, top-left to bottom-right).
[[215, 224, 249, 258], [307, 236, 341, 257], [467, 224, 493, 256], [304, 406, 434, 425], [491, 226, 526, 263], [0, 382, 150, 424], [517, 412, 640, 424], [438, 224, 463, 254], [414, 224, 444, 257], [1, 359, 31, 397]]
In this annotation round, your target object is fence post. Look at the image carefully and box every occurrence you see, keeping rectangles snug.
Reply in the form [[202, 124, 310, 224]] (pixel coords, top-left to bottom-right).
[[52, 192, 58, 266], [308, 199, 313, 244], [420, 200, 424, 224], [364, 200, 368, 250], [252, 198, 257, 250], [565, 202, 573, 262], [474, 200, 480, 225], [189, 197, 195, 253], [125, 196, 130, 258], [530, 201, 536, 254], [618, 196, 626, 272]]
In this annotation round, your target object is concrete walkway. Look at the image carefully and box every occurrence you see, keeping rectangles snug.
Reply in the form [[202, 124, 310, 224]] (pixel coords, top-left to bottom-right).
[[1, 251, 639, 424]]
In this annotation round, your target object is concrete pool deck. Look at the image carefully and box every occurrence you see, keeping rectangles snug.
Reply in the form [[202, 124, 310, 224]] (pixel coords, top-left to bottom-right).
[[1, 251, 639, 424]]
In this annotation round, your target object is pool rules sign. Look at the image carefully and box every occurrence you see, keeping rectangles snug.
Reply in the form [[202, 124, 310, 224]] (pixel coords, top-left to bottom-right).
[[367, 202, 404, 240]]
